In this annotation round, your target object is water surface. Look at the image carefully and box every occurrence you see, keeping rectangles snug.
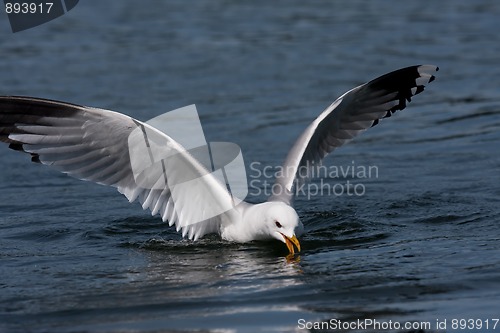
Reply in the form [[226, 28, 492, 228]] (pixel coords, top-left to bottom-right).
[[1, 1, 500, 332]]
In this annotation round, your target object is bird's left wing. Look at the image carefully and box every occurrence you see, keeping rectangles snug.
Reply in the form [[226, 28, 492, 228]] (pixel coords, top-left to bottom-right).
[[0, 96, 238, 240], [269, 65, 438, 204]]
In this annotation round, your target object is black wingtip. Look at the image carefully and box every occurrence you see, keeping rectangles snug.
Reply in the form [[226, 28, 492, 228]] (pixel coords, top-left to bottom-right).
[[7, 140, 41, 163], [8, 143, 24, 151], [31, 154, 41, 163], [415, 86, 425, 95]]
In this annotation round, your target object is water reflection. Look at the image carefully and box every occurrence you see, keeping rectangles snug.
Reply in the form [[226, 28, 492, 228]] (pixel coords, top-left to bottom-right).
[[135, 238, 304, 291], [63, 240, 310, 332]]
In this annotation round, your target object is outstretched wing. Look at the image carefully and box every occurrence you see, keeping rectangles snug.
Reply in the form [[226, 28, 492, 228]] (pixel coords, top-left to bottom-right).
[[0, 96, 237, 240], [269, 65, 439, 204]]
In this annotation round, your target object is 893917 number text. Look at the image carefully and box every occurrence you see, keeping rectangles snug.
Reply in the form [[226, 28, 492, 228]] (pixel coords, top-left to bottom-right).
[[5, 2, 53, 14]]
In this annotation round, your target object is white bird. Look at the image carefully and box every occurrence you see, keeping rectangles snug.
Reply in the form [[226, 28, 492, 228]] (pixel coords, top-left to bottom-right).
[[0, 65, 438, 255]]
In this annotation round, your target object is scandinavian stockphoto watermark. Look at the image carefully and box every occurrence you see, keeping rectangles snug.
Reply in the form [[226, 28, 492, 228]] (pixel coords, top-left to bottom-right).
[[127, 105, 248, 226], [249, 160, 379, 199]]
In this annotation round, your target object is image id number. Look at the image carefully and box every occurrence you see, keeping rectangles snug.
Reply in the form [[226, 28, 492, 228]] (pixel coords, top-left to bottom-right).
[[5, 2, 53, 14], [451, 318, 499, 330]]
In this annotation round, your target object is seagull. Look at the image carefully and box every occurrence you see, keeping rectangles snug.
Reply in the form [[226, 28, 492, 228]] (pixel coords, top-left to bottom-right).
[[0, 65, 438, 255]]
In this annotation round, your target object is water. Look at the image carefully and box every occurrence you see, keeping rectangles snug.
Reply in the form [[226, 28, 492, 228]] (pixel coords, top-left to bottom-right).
[[1, 1, 500, 332]]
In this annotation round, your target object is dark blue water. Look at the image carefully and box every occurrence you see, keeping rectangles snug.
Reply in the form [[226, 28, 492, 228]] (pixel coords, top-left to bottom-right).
[[1, 1, 500, 332]]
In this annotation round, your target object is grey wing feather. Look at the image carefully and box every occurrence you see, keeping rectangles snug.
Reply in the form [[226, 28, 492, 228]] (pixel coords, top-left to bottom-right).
[[270, 65, 439, 204], [0, 96, 232, 240]]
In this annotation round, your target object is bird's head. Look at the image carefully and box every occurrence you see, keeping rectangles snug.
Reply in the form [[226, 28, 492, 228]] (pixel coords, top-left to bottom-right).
[[260, 202, 303, 255]]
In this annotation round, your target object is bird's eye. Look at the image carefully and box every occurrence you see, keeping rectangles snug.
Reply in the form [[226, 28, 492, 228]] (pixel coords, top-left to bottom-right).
[[275, 221, 282, 228]]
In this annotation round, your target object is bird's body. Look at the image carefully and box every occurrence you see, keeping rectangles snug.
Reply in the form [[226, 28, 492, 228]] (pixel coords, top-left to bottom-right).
[[0, 65, 438, 254]]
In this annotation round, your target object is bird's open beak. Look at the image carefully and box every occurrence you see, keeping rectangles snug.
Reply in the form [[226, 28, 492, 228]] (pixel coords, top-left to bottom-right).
[[280, 233, 301, 255]]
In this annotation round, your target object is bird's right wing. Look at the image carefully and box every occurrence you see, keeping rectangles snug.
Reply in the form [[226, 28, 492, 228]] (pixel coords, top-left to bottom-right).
[[0, 96, 240, 240], [269, 65, 439, 204]]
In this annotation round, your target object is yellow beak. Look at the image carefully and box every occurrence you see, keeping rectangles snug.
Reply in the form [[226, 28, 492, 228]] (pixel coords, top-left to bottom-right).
[[281, 233, 301, 255]]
